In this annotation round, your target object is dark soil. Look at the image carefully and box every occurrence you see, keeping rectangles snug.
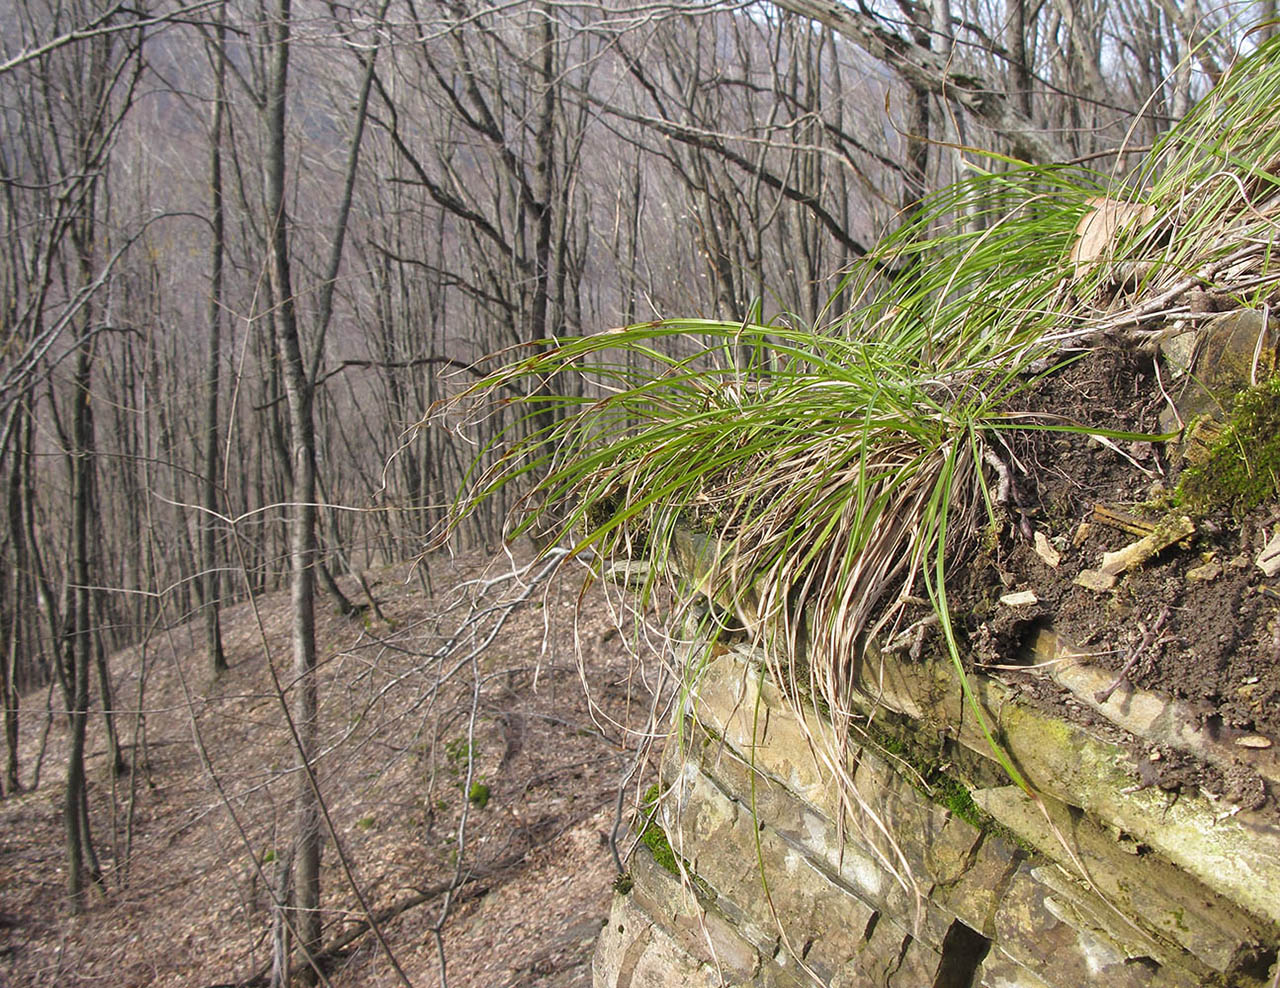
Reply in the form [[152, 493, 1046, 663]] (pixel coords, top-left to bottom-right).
[[946, 341, 1280, 810]]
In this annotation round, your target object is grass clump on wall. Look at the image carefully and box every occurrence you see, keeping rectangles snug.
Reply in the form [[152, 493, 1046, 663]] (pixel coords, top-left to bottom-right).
[[432, 35, 1280, 823]]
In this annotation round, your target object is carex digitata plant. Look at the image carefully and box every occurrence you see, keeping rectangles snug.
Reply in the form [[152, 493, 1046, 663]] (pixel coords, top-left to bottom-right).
[[428, 33, 1280, 881]]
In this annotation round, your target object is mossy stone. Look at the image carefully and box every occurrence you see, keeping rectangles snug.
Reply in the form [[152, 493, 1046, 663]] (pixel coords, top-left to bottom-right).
[[1160, 309, 1278, 436], [1177, 376, 1280, 516]]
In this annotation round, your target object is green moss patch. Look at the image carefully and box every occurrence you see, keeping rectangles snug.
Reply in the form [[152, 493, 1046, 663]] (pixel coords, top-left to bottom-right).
[[1178, 377, 1280, 517], [864, 721, 984, 829], [639, 784, 680, 875]]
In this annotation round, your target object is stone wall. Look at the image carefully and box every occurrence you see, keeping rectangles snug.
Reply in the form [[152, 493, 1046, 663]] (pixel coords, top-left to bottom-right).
[[592, 638, 1280, 987]]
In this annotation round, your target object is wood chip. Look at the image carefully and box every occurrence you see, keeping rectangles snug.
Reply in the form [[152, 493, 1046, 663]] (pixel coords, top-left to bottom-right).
[[999, 590, 1039, 607], [1091, 503, 1157, 537], [1072, 521, 1092, 547], [1236, 735, 1273, 749], [1074, 569, 1117, 592], [1257, 529, 1280, 578], [1033, 531, 1061, 568], [1186, 560, 1222, 582], [1099, 514, 1195, 576]]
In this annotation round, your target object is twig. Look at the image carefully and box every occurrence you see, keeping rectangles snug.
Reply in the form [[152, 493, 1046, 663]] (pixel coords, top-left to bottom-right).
[[1094, 605, 1171, 704]]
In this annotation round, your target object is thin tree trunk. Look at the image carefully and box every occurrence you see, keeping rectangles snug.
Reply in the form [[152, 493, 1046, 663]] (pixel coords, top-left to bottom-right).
[[2, 403, 26, 794], [202, 0, 229, 677], [898, 0, 931, 215], [91, 596, 125, 777], [65, 341, 97, 912], [1006, 0, 1033, 119], [264, 0, 322, 978]]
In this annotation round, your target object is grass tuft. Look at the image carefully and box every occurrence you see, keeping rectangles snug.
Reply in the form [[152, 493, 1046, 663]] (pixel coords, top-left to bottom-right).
[[432, 34, 1280, 839]]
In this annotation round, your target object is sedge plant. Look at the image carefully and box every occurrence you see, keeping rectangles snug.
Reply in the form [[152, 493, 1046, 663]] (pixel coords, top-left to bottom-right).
[[436, 161, 1109, 792], [428, 32, 1280, 887]]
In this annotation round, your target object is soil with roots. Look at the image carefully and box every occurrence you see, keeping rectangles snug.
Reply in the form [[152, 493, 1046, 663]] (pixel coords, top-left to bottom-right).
[[942, 341, 1280, 810], [0, 548, 668, 987]]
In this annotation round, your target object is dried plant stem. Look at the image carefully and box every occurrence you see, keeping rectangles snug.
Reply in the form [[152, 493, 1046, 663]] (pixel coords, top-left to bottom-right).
[[1094, 605, 1172, 704]]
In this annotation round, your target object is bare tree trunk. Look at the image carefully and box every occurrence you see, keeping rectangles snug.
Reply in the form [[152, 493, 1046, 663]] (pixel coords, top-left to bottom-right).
[[1006, 0, 1033, 119], [91, 594, 125, 777], [264, 0, 321, 978], [1, 404, 24, 795], [201, 0, 229, 678], [64, 341, 98, 912], [898, 0, 932, 215], [1262, 0, 1279, 40], [530, 4, 557, 347]]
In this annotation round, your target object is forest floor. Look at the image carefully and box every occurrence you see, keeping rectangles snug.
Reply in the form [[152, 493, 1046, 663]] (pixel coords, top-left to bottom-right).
[[0, 547, 667, 987]]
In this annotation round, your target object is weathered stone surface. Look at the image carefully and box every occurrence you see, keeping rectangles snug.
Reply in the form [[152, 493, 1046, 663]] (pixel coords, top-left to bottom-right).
[[930, 829, 1024, 937], [974, 784, 1273, 975], [1158, 308, 1277, 434], [594, 844, 764, 987], [890, 936, 943, 987], [989, 693, 1280, 929], [1039, 628, 1280, 791], [593, 887, 736, 988], [993, 865, 1164, 988], [821, 921, 949, 987], [688, 649, 844, 817], [851, 749, 980, 887], [978, 946, 1057, 988], [699, 640, 1280, 931], [688, 659, 1002, 948], [595, 640, 1280, 988], [696, 725, 971, 945], [662, 756, 876, 982], [1028, 863, 1207, 987]]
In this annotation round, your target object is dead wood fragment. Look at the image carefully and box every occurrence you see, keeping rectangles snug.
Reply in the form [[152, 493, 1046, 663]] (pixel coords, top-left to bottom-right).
[[1033, 530, 1061, 567], [1098, 514, 1195, 576], [1091, 503, 1158, 537], [1074, 568, 1118, 591], [1186, 559, 1222, 581], [1257, 529, 1280, 577]]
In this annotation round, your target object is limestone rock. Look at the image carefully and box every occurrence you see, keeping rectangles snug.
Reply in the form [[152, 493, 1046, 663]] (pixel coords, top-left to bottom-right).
[[1159, 308, 1278, 435]]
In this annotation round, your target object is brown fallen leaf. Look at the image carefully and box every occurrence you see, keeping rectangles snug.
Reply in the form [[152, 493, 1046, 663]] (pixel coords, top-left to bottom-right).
[[1070, 197, 1156, 281]]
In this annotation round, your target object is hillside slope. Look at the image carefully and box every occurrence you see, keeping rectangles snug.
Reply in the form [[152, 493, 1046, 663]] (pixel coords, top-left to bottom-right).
[[0, 549, 655, 987]]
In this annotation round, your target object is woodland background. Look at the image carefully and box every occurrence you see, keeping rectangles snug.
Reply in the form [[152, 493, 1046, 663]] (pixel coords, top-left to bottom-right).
[[0, 0, 1273, 983]]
